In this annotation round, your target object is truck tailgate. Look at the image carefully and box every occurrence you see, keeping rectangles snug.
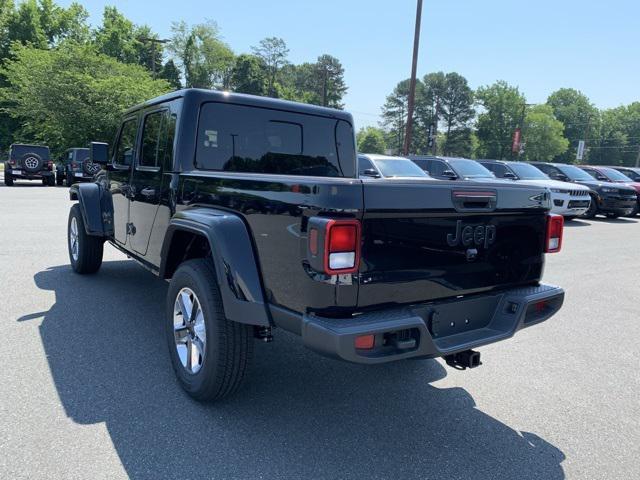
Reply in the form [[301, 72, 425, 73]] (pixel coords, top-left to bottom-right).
[[358, 180, 550, 309]]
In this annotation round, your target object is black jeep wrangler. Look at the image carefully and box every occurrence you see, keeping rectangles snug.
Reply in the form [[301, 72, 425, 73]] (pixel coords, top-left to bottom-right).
[[3, 143, 55, 186], [68, 89, 565, 402], [56, 148, 102, 186]]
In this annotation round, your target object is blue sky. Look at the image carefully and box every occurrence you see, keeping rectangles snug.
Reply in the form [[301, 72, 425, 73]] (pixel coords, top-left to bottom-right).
[[58, 0, 639, 129]]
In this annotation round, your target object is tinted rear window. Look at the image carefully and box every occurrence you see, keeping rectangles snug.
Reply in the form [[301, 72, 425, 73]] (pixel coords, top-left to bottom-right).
[[10, 145, 50, 160], [195, 102, 355, 177]]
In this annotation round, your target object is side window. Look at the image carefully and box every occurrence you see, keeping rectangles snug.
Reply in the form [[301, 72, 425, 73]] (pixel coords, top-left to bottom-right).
[[140, 111, 164, 168], [539, 165, 560, 179], [161, 114, 177, 171], [195, 102, 348, 177], [358, 157, 375, 176], [491, 164, 508, 178], [412, 158, 429, 173], [429, 160, 447, 177], [68, 151, 73, 160], [115, 118, 139, 167], [139, 110, 177, 170]]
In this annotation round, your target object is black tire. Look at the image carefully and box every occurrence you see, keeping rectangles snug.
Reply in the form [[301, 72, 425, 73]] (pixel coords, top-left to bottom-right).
[[166, 258, 253, 402], [582, 195, 598, 219], [65, 169, 73, 187], [4, 172, 13, 186], [47, 175, 55, 186], [56, 172, 63, 186], [68, 204, 103, 274], [22, 153, 43, 173], [42, 177, 48, 186]]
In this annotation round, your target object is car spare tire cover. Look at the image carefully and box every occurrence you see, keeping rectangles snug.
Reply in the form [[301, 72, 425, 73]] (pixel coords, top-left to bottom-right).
[[22, 153, 43, 172], [83, 161, 101, 175]]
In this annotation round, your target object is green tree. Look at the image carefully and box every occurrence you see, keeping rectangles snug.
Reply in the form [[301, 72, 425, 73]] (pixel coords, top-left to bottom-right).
[[520, 104, 569, 161], [547, 88, 598, 163], [0, 42, 170, 155], [160, 59, 181, 90], [312, 54, 347, 108], [169, 20, 235, 89], [357, 126, 387, 154], [251, 37, 288, 97], [230, 53, 266, 96], [94, 6, 137, 63], [475, 80, 526, 159], [439, 72, 475, 156], [381, 78, 427, 154]]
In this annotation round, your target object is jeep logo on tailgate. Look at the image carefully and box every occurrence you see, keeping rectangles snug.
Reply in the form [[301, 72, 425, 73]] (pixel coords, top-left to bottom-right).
[[446, 220, 496, 248]]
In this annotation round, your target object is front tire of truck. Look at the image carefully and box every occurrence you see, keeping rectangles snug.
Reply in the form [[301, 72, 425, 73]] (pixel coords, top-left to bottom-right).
[[166, 258, 253, 402], [68, 204, 103, 274]]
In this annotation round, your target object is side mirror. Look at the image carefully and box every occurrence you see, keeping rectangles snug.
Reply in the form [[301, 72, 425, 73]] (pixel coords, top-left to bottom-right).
[[89, 142, 109, 164], [362, 168, 381, 178], [556, 174, 569, 182], [442, 169, 458, 179], [503, 172, 517, 180]]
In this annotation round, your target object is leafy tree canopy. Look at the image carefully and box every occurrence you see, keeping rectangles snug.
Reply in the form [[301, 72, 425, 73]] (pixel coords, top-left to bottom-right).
[[0, 42, 170, 155]]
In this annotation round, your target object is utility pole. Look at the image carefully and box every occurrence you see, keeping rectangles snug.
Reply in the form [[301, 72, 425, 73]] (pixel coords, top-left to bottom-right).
[[138, 37, 170, 78], [578, 113, 591, 164], [635, 145, 640, 168], [402, 0, 423, 156]]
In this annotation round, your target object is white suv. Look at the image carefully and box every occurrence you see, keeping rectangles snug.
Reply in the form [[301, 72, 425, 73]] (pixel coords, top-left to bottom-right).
[[479, 160, 591, 218]]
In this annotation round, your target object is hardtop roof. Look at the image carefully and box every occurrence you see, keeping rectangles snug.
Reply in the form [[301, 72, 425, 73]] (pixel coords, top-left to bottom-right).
[[123, 88, 354, 123]]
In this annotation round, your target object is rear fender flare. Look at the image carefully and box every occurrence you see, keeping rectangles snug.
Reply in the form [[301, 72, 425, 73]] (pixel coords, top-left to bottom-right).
[[160, 208, 270, 327], [69, 182, 114, 237]]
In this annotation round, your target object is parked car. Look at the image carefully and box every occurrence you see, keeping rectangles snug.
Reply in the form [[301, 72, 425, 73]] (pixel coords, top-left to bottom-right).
[[578, 165, 640, 216], [68, 89, 564, 402], [3, 143, 54, 186], [56, 148, 102, 186], [479, 160, 591, 219], [410, 155, 500, 182], [358, 154, 432, 179], [611, 166, 640, 182], [530, 162, 636, 219]]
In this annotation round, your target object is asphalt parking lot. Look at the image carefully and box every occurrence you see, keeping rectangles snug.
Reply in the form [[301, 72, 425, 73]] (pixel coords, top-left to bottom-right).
[[1, 179, 639, 480]]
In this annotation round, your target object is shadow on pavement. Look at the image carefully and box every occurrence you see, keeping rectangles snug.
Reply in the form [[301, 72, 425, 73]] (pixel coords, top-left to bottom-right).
[[23, 261, 566, 480]]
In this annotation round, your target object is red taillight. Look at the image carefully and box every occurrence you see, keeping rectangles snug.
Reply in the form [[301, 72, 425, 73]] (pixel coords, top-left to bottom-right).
[[71, 162, 78, 168], [354, 334, 375, 350], [9, 160, 15, 165], [47, 161, 53, 169], [545, 214, 564, 253], [324, 220, 361, 274]]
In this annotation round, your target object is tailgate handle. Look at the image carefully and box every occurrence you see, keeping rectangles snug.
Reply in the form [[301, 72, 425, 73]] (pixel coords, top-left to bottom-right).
[[452, 190, 497, 211]]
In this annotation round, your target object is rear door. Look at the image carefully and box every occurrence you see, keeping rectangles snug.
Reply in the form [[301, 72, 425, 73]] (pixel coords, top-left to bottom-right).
[[129, 108, 176, 256], [357, 181, 549, 308], [110, 116, 139, 245]]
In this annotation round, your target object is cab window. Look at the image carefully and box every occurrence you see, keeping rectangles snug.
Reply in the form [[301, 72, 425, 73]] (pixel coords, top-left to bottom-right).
[[115, 118, 138, 166]]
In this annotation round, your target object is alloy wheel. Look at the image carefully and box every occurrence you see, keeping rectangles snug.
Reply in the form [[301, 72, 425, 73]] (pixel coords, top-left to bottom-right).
[[69, 216, 79, 261], [173, 288, 207, 374]]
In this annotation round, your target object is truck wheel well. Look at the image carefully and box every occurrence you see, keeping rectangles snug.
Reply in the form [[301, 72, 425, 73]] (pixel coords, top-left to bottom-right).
[[163, 230, 212, 279]]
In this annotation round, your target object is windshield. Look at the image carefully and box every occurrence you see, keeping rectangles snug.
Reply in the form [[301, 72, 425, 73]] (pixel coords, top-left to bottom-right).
[[557, 165, 594, 181], [449, 159, 494, 178], [509, 163, 549, 180], [600, 167, 632, 182], [374, 158, 429, 178]]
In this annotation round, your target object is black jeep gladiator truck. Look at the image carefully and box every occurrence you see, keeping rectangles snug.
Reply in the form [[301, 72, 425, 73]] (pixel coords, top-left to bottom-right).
[[3, 143, 55, 186], [56, 148, 102, 186], [68, 89, 565, 401]]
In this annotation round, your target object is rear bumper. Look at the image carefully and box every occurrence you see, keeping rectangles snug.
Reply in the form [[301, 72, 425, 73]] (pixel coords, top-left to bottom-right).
[[6, 169, 53, 179], [296, 284, 564, 364]]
